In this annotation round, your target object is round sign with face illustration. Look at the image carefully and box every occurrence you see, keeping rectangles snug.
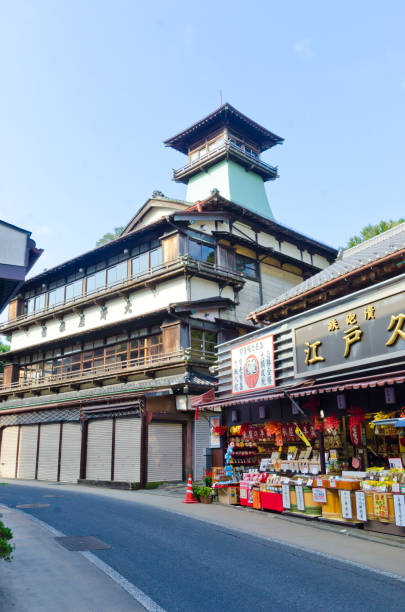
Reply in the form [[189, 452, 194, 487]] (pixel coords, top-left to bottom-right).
[[244, 354, 260, 388]]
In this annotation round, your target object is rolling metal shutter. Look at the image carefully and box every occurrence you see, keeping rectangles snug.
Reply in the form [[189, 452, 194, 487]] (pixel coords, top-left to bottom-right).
[[194, 415, 211, 481], [37, 423, 60, 481], [148, 423, 183, 482], [59, 423, 81, 483], [114, 417, 141, 482], [17, 426, 38, 480], [0, 426, 19, 478], [86, 419, 113, 480]]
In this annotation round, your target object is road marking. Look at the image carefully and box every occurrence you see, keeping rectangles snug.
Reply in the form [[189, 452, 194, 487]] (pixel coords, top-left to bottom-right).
[[10, 508, 166, 612]]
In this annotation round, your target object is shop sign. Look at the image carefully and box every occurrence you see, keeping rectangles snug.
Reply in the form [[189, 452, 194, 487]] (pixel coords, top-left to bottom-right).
[[355, 491, 367, 522], [231, 334, 275, 395], [393, 495, 405, 527], [209, 416, 222, 448], [312, 487, 327, 504], [295, 485, 305, 511], [374, 493, 389, 519], [282, 484, 291, 509], [340, 490, 353, 519], [294, 291, 405, 377], [389, 457, 403, 470]]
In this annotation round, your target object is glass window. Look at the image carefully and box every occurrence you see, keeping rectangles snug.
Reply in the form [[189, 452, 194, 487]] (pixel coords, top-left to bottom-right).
[[204, 331, 217, 355], [150, 247, 162, 269], [236, 254, 258, 280], [107, 261, 127, 286], [191, 328, 203, 352], [71, 354, 81, 373], [132, 252, 148, 276], [189, 240, 201, 260], [191, 151, 199, 163], [48, 286, 65, 307], [43, 360, 53, 379], [66, 279, 83, 301], [189, 240, 215, 265], [86, 270, 105, 294], [35, 293, 46, 311], [202, 244, 215, 265], [25, 297, 35, 314]]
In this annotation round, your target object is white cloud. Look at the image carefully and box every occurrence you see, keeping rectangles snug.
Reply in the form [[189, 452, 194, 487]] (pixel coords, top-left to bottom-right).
[[294, 39, 314, 58]]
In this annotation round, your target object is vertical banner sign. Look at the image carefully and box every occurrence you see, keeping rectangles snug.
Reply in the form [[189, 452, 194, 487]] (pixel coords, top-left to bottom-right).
[[340, 490, 353, 519], [282, 484, 291, 509], [295, 486, 305, 511], [393, 495, 405, 527], [355, 491, 367, 522], [231, 334, 275, 395], [374, 493, 389, 519]]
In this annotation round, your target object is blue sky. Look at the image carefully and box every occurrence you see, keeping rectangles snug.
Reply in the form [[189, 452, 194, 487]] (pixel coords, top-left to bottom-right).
[[1, 1, 405, 278]]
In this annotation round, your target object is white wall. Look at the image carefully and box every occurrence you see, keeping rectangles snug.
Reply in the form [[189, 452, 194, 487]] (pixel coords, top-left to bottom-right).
[[0, 224, 27, 267], [10, 277, 188, 351]]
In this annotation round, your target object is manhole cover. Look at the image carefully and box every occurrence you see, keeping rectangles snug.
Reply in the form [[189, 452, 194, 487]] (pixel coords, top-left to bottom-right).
[[43, 495, 65, 498], [55, 536, 111, 551], [16, 504, 51, 509]]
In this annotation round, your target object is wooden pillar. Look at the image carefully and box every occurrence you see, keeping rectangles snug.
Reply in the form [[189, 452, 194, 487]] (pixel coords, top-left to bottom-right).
[[35, 424, 41, 480], [57, 422, 63, 482], [79, 419, 88, 480], [185, 417, 194, 480], [317, 430, 326, 474], [14, 425, 21, 478], [111, 417, 116, 481], [140, 400, 148, 489]]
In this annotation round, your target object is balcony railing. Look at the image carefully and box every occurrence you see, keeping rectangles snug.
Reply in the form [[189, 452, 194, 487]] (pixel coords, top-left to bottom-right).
[[0, 347, 215, 396], [173, 139, 278, 181], [1, 256, 244, 332]]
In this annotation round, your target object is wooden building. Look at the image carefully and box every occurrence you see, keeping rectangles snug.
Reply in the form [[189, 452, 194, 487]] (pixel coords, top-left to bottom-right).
[[0, 105, 335, 486]]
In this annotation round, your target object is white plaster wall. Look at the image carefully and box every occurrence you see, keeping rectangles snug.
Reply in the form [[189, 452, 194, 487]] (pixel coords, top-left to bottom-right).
[[232, 221, 256, 241], [135, 207, 181, 230], [280, 241, 301, 260], [261, 264, 301, 304], [10, 277, 188, 351], [258, 233, 279, 250], [0, 224, 27, 267], [313, 253, 332, 269]]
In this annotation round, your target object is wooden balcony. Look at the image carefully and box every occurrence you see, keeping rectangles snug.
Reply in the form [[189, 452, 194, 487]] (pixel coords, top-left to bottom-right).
[[0, 348, 216, 399], [173, 140, 279, 183], [1, 256, 245, 333]]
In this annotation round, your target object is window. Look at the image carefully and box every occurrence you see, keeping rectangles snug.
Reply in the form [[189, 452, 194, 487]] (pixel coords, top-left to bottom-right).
[[132, 252, 148, 276], [66, 279, 83, 301], [150, 247, 162, 269], [236, 254, 258, 280], [35, 293, 46, 311], [86, 270, 106, 294], [107, 261, 127, 286], [190, 328, 217, 359], [189, 239, 215, 265], [48, 286, 65, 307]]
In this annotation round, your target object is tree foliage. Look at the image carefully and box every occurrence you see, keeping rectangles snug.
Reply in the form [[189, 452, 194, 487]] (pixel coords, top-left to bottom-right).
[[0, 519, 13, 561], [96, 227, 124, 247], [347, 219, 404, 248], [0, 342, 9, 373]]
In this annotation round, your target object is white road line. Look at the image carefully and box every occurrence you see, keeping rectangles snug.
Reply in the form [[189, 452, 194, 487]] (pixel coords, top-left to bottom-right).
[[10, 508, 166, 612]]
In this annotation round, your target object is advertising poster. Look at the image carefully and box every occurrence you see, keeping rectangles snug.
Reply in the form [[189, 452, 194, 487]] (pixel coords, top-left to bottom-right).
[[231, 334, 275, 395]]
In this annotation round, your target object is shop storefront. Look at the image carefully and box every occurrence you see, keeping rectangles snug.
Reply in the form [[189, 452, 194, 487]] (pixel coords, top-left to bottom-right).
[[202, 228, 405, 535]]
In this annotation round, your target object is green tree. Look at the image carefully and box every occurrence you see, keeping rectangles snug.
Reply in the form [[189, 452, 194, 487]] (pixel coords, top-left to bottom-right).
[[0, 520, 13, 561], [0, 341, 9, 374], [347, 219, 404, 248], [96, 227, 124, 247]]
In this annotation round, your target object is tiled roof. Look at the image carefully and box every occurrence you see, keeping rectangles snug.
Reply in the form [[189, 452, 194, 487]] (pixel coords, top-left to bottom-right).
[[250, 222, 405, 318]]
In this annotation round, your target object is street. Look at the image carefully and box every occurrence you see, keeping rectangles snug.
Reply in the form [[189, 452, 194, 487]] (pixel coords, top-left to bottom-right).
[[1, 481, 405, 612]]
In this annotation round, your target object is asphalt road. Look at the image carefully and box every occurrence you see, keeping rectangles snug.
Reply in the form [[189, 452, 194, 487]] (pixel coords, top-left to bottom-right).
[[1, 482, 404, 612]]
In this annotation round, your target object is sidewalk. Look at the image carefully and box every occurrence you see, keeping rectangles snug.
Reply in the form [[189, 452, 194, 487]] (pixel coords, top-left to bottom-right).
[[0, 504, 146, 612]]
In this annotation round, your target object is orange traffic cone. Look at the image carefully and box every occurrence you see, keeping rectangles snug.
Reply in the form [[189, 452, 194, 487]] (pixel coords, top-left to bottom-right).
[[182, 474, 199, 504]]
